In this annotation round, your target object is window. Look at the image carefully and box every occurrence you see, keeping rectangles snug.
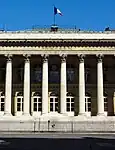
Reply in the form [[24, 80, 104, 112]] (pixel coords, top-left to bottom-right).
[[0, 92, 5, 111], [85, 93, 91, 112], [32, 92, 42, 112], [49, 64, 59, 83], [103, 68, 108, 82], [17, 97, 23, 111], [16, 92, 23, 112], [85, 68, 90, 83], [67, 64, 75, 84], [66, 92, 74, 112], [50, 92, 58, 112]]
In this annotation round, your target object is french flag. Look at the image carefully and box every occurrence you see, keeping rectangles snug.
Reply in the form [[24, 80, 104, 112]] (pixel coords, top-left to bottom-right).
[[54, 6, 63, 16]]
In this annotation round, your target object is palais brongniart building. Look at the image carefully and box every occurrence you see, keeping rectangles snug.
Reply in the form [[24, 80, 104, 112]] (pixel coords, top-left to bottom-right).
[[0, 27, 115, 132]]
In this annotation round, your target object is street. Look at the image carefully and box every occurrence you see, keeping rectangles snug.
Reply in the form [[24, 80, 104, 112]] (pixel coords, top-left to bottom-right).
[[0, 134, 115, 149]]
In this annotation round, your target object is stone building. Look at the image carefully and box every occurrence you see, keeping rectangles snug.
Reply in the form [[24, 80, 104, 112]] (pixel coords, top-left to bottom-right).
[[0, 28, 115, 132]]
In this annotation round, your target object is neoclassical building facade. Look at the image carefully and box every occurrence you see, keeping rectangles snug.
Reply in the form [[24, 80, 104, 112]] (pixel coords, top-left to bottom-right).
[[0, 29, 115, 132]]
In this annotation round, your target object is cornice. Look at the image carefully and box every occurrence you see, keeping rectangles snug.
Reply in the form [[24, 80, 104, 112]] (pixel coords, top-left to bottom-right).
[[0, 40, 114, 47]]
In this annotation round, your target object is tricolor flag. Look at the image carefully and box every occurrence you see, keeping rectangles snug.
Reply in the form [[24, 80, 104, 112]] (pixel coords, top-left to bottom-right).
[[54, 6, 63, 16]]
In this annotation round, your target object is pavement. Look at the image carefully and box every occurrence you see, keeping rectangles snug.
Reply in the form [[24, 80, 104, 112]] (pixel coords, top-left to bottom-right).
[[0, 133, 115, 149]]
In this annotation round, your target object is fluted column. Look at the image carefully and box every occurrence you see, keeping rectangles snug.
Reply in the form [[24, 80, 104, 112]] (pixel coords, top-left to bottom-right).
[[60, 54, 67, 114], [23, 55, 30, 116], [4, 55, 12, 116], [97, 54, 105, 116], [78, 54, 85, 116], [42, 54, 48, 114]]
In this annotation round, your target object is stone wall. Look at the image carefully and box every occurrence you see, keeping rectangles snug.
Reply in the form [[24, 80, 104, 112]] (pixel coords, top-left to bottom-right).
[[0, 117, 115, 132]]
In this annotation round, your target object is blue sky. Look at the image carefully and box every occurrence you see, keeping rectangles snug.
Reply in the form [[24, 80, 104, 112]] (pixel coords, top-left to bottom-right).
[[0, 0, 115, 31]]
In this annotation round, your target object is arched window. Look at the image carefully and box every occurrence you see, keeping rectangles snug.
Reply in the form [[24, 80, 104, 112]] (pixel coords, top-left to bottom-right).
[[85, 93, 91, 112], [104, 92, 108, 112], [50, 92, 58, 112], [0, 92, 5, 111], [66, 92, 74, 112], [32, 92, 42, 112], [15, 92, 23, 111]]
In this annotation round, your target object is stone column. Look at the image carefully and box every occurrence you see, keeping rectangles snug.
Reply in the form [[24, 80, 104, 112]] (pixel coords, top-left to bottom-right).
[[97, 54, 105, 116], [42, 55, 48, 114], [4, 55, 12, 116], [78, 54, 86, 116], [60, 54, 67, 114], [23, 55, 30, 116]]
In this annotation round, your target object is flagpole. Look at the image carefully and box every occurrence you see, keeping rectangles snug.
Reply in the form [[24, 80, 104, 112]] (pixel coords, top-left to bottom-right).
[[54, 14, 56, 25], [53, 6, 56, 26]]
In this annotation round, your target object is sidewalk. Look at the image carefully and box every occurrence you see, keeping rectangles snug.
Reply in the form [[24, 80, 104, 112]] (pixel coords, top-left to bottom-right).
[[0, 132, 115, 138]]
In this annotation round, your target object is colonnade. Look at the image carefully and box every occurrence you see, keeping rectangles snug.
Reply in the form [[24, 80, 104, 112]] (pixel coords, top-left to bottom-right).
[[4, 54, 104, 116]]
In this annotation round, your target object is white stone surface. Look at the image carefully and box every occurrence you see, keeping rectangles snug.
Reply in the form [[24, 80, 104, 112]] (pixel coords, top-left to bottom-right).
[[4, 56, 12, 116], [42, 56, 48, 114], [0, 32, 115, 40], [97, 56, 105, 116], [23, 57, 30, 116], [60, 55, 67, 114], [78, 56, 85, 116]]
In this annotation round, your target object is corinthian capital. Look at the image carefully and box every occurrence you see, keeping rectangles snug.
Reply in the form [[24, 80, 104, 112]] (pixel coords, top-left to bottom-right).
[[5, 54, 12, 62], [60, 54, 67, 63], [96, 54, 103, 63], [41, 54, 49, 63], [23, 54, 31, 62], [78, 54, 85, 63]]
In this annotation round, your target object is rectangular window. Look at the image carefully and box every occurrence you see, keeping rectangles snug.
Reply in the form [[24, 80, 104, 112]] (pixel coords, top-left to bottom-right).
[[50, 103, 53, 111], [38, 98, 42, 103], [71, 98, 74, 103], [55, 98, 58, 102], [38, 103, 42, 111], [71, 107, 74, 111], [17, 98, 21, 102], [67, 103, 70, 111], [1, 98, 4, 102], [34, 103, 37, 111], [66, 98, 70, 102], [67, 107, 70, 111], [17, 103, 21, 111], [55, 103, 58, 111], [1, 103, 4, 111], [34, 98, 37, 102], [50, 98, 53, 102], [104, 103, 108, 111]]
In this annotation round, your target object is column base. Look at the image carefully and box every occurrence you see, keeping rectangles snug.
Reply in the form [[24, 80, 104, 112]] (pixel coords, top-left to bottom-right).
[[78, 113, 86, 116], [22, 113, 30, 116], [4, 112, 12, 116], [97, 113, 105, 116], [60, 113, 68, 116], [41, 113, 49, 116]]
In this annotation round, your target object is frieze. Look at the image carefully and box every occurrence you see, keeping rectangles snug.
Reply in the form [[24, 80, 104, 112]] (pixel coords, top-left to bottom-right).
[[0, 46, 115, 55]]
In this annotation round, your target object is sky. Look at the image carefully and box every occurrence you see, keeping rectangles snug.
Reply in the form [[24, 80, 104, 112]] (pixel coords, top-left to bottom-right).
[[0, 0, 115, 31]]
